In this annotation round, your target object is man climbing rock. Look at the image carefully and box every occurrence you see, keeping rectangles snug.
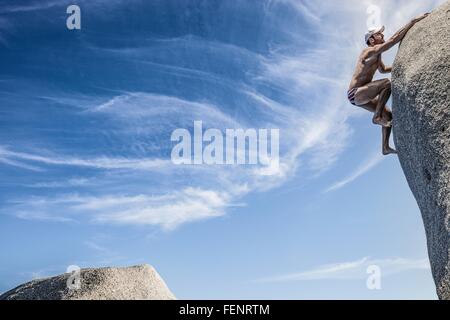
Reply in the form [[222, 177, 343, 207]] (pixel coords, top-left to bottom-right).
[[347, 13, 429, 155]]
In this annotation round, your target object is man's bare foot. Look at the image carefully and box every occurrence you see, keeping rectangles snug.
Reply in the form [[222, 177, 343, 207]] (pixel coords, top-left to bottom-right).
[[383, 147, 398, 156], [373, 116, 392, 127]]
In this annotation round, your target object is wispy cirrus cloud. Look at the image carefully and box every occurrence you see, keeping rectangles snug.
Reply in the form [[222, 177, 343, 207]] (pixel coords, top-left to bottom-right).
[[269, 0, 322, 24], [0, 77, 350, 229], [5, 188, 235, 231], [0, 145, 170, 171], [3, 0, 443, 231], [25, 178, 93, 188], [13, 210, 77, 223], [83, 240, 126, 264], [0, 0, 355, 230], [0, 0, 67, 13], [87, 91, 242, 130], [0, 0, 132, 13], [325, 152, 384, 193], [255, 256, 430, 283], [0, 156, 44, 172]]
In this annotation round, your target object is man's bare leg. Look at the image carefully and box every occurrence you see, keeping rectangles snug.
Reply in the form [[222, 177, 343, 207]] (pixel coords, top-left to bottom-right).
[[372, 84, 392, 128], [359, 100, 397, 155], [381, 107, 397, 155], [382, 126, 397, 155], [354, 79, 392, 127]]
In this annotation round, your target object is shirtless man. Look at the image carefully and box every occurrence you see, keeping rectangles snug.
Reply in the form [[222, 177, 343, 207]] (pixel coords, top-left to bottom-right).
[[348, 13, 429, 155]]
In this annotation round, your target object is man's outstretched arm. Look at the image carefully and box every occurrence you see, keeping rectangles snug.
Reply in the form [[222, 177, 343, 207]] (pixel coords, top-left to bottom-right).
[[371, 13, 429, 55]]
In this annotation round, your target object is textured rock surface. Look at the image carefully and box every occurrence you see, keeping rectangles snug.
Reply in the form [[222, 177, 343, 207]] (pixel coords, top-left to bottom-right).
[[0, 264, 176, 300], [392, 1, 450, 300]]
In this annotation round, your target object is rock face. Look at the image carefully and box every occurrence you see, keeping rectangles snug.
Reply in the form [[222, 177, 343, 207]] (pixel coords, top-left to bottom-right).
[[392, 1, 450, 300], [0, 264, 176, 300]]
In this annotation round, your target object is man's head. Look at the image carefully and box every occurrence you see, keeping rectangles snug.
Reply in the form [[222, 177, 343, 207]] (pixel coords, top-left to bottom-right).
[[365, 26, 385, 46]]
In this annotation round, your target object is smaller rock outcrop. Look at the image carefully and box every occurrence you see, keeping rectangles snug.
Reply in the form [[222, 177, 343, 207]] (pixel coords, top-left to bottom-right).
[[0, 264, 176, 300]]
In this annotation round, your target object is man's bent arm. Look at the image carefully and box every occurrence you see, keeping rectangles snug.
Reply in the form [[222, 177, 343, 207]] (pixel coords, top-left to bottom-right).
[[378, 59, 392, 73]]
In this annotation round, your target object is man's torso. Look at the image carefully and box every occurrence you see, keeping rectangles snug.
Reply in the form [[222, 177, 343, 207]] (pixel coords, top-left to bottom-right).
[[349, 49, 380, 90]]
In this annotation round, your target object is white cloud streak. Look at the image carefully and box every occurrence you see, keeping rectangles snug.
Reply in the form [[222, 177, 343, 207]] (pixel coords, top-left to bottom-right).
[[0, 0, 67, 13], [0, 145, 170, 171], [5, 188, 233, 231], [255, 256, 430, 283], [325, 153, 384, 193], [270, 0, 322, 24], [25, 178, 93, 188], [0, 156, 44, 172], [0, 0, 132, 13]]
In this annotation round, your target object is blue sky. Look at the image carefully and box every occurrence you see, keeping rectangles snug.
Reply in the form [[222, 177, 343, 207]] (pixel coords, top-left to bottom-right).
[[0, 0, 446, 299]]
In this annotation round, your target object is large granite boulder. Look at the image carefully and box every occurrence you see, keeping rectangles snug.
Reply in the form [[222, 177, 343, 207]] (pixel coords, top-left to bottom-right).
[[392, 0, 450, 299]]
